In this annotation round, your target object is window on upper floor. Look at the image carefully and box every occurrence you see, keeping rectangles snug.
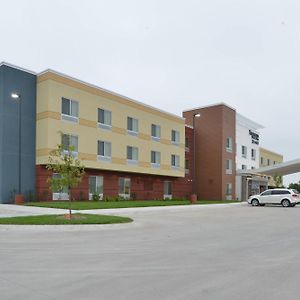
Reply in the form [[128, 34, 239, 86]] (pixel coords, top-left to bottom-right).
[[151, 150, 161, 167], [151, 124, 161, 141], [98, 108, 112, 130], [242, 164, 247, 170], [127, 117, 139, 135], [267, 159, 270, 166], [226, 159, 233, 174], [127, 146, 138, 164], [251, 149, 256, 161], [61, 134, 78, 156], [242, 145, 247, 158], [171, 154, 180, 169], [97, 140, 112, 162], [260, 157, 264, 165], [185, 137, 189, 151], [171, 130, 180, 145], [61, 97, 79, 122], [226, 137, 233, 153]]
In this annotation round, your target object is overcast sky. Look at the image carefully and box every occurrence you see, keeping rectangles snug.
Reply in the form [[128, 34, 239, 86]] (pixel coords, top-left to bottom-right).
[[1, 0, 299, 184]]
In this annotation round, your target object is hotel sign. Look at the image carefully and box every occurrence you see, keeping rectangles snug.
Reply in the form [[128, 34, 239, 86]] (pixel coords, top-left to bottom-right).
[[249, 130, 259, 145]]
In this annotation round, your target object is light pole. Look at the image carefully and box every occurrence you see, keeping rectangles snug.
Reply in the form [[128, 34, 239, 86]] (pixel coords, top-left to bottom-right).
[[192, 113, 201, 198], [11, 93, 22, 195]]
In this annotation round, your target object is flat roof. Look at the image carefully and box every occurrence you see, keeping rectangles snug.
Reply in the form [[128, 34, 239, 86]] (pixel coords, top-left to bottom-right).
[[183, 102, 236, 112], [238, 158, 300, 176]]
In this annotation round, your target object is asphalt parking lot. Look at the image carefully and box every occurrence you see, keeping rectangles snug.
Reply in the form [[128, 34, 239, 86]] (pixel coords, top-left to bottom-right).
[[1, 203, 300, 300]]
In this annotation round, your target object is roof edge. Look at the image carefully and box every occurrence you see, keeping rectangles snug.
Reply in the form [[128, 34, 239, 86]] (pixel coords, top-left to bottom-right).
[[183, 102, 236, 112], [0, 61, 37, 75], [38, 68, 185, 122]]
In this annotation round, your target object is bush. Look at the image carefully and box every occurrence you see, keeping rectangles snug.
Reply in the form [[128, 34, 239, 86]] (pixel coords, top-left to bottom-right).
[[91, 193, 101, 201]]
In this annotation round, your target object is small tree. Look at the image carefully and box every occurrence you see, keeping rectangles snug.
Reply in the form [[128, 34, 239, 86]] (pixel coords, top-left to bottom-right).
[[288, 181, 300, 192], [273, 174, 283, 188], [46, 144, 85, 217]]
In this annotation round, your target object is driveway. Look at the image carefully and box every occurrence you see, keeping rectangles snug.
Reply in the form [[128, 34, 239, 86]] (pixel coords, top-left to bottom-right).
[[1, 204, 300, 299]]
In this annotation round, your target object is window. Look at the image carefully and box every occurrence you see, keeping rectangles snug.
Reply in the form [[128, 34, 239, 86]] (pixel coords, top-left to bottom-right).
[[119, 178, 131, 198], [164, 181, 172, 199], [127, 146, 138, 164], [127, 117, 139, 135], [171, 130, 180, 144], [52, 173, 69, 200], [185, 137, 189, 150], [226, 137, 233, 152], [151, 151, 161, 167], [251, 167, 255, 170], [226, 183, 232, 195], [151, 124, 161, 140], [261, 190, 272, 196], [98, 108, 112, 129], [251, 149, 256, 161], [171, 154, 180, 169], [226, 159, 233, 174], [271, 190, 290, 195], [97, 141, 111, 161], [260, 157, 264, 165], [61, 134, 78, 155], [242, 145, 247, 158], [242, 164, 247, 170], [267, 159, 270, 166], [89, 176, 103, 200], [185, 159, 189, 174], [61, 97, 78, 122]]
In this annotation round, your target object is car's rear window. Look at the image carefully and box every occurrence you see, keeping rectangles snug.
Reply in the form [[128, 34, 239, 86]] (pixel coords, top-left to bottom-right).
[[292, 189, 300, 194]]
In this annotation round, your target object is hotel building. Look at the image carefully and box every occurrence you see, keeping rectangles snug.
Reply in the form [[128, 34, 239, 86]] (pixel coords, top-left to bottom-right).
[[0, 62, 282, 203]]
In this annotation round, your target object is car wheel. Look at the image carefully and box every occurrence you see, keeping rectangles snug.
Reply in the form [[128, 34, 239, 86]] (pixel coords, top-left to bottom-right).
[[251, 199, 259, 206], [281, 199, 291, 207]]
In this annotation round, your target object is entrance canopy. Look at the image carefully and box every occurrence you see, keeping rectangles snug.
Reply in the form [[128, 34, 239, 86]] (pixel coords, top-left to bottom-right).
[[238, 159, 300, 176]]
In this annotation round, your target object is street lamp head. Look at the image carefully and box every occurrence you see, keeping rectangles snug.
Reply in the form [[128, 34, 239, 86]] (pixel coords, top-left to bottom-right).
[[11, 93, 21, 99], [194, 113, 201, 118]]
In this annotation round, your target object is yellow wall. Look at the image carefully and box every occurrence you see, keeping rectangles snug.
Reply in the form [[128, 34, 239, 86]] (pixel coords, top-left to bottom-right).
[[259, 147, 284, 187], [259, 148, 283, 167], [36, 72, 185, 177]]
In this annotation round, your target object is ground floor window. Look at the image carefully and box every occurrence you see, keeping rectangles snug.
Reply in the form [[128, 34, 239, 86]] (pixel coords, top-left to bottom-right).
[[89, 176, 104, 200], [52, 173, 69, 200], [226, 183, 232, 200], [164, 181, 172, 199], [119, 178, 131, 199]]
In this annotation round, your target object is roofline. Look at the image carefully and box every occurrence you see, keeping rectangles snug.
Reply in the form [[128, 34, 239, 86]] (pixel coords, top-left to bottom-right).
[[38, 68, 185, 122], [185, 124, 194, 129], [183, 102, 236, 112], [259, 147, 283, 158], [236, 113, 264, 130], [0, 61, 37, 75]]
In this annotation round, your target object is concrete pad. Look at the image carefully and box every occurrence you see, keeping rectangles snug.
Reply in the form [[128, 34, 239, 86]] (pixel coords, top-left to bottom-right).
[[1, 204, 300, 299]]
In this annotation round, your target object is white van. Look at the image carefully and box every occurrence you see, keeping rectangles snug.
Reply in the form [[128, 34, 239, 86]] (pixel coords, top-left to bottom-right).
[[248, 189, 300, 207]]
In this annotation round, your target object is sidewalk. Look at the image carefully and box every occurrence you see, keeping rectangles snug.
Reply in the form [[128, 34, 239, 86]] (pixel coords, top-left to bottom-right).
[[0, 202, 244, 218]]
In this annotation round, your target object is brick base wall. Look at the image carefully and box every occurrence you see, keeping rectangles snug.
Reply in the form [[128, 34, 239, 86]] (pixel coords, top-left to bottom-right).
[[36, 165, 193, 201]]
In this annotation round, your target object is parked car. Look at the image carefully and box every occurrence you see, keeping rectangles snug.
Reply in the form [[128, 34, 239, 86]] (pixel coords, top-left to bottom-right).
[[248, 189, 300, 207]]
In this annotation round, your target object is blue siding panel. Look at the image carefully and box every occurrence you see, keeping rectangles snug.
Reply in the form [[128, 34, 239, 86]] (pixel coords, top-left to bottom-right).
[[0, 65, 36, 203]]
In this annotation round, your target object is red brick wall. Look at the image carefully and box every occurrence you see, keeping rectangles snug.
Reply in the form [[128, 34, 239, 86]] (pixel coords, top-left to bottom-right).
[[183, 104, 236, 200], [36, 165, 193, 201]]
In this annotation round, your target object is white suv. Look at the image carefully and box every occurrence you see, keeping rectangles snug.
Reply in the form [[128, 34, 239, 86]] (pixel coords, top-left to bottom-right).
[[248, 189, 300, 207]]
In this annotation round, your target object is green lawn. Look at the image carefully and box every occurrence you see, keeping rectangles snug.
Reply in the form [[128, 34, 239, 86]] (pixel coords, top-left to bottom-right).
[[25, 200, 238, 210], [0, 214, 133, 225]]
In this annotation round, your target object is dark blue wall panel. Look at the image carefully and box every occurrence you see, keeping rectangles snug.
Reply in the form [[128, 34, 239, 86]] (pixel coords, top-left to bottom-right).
[[0, 65, 36, 203]]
